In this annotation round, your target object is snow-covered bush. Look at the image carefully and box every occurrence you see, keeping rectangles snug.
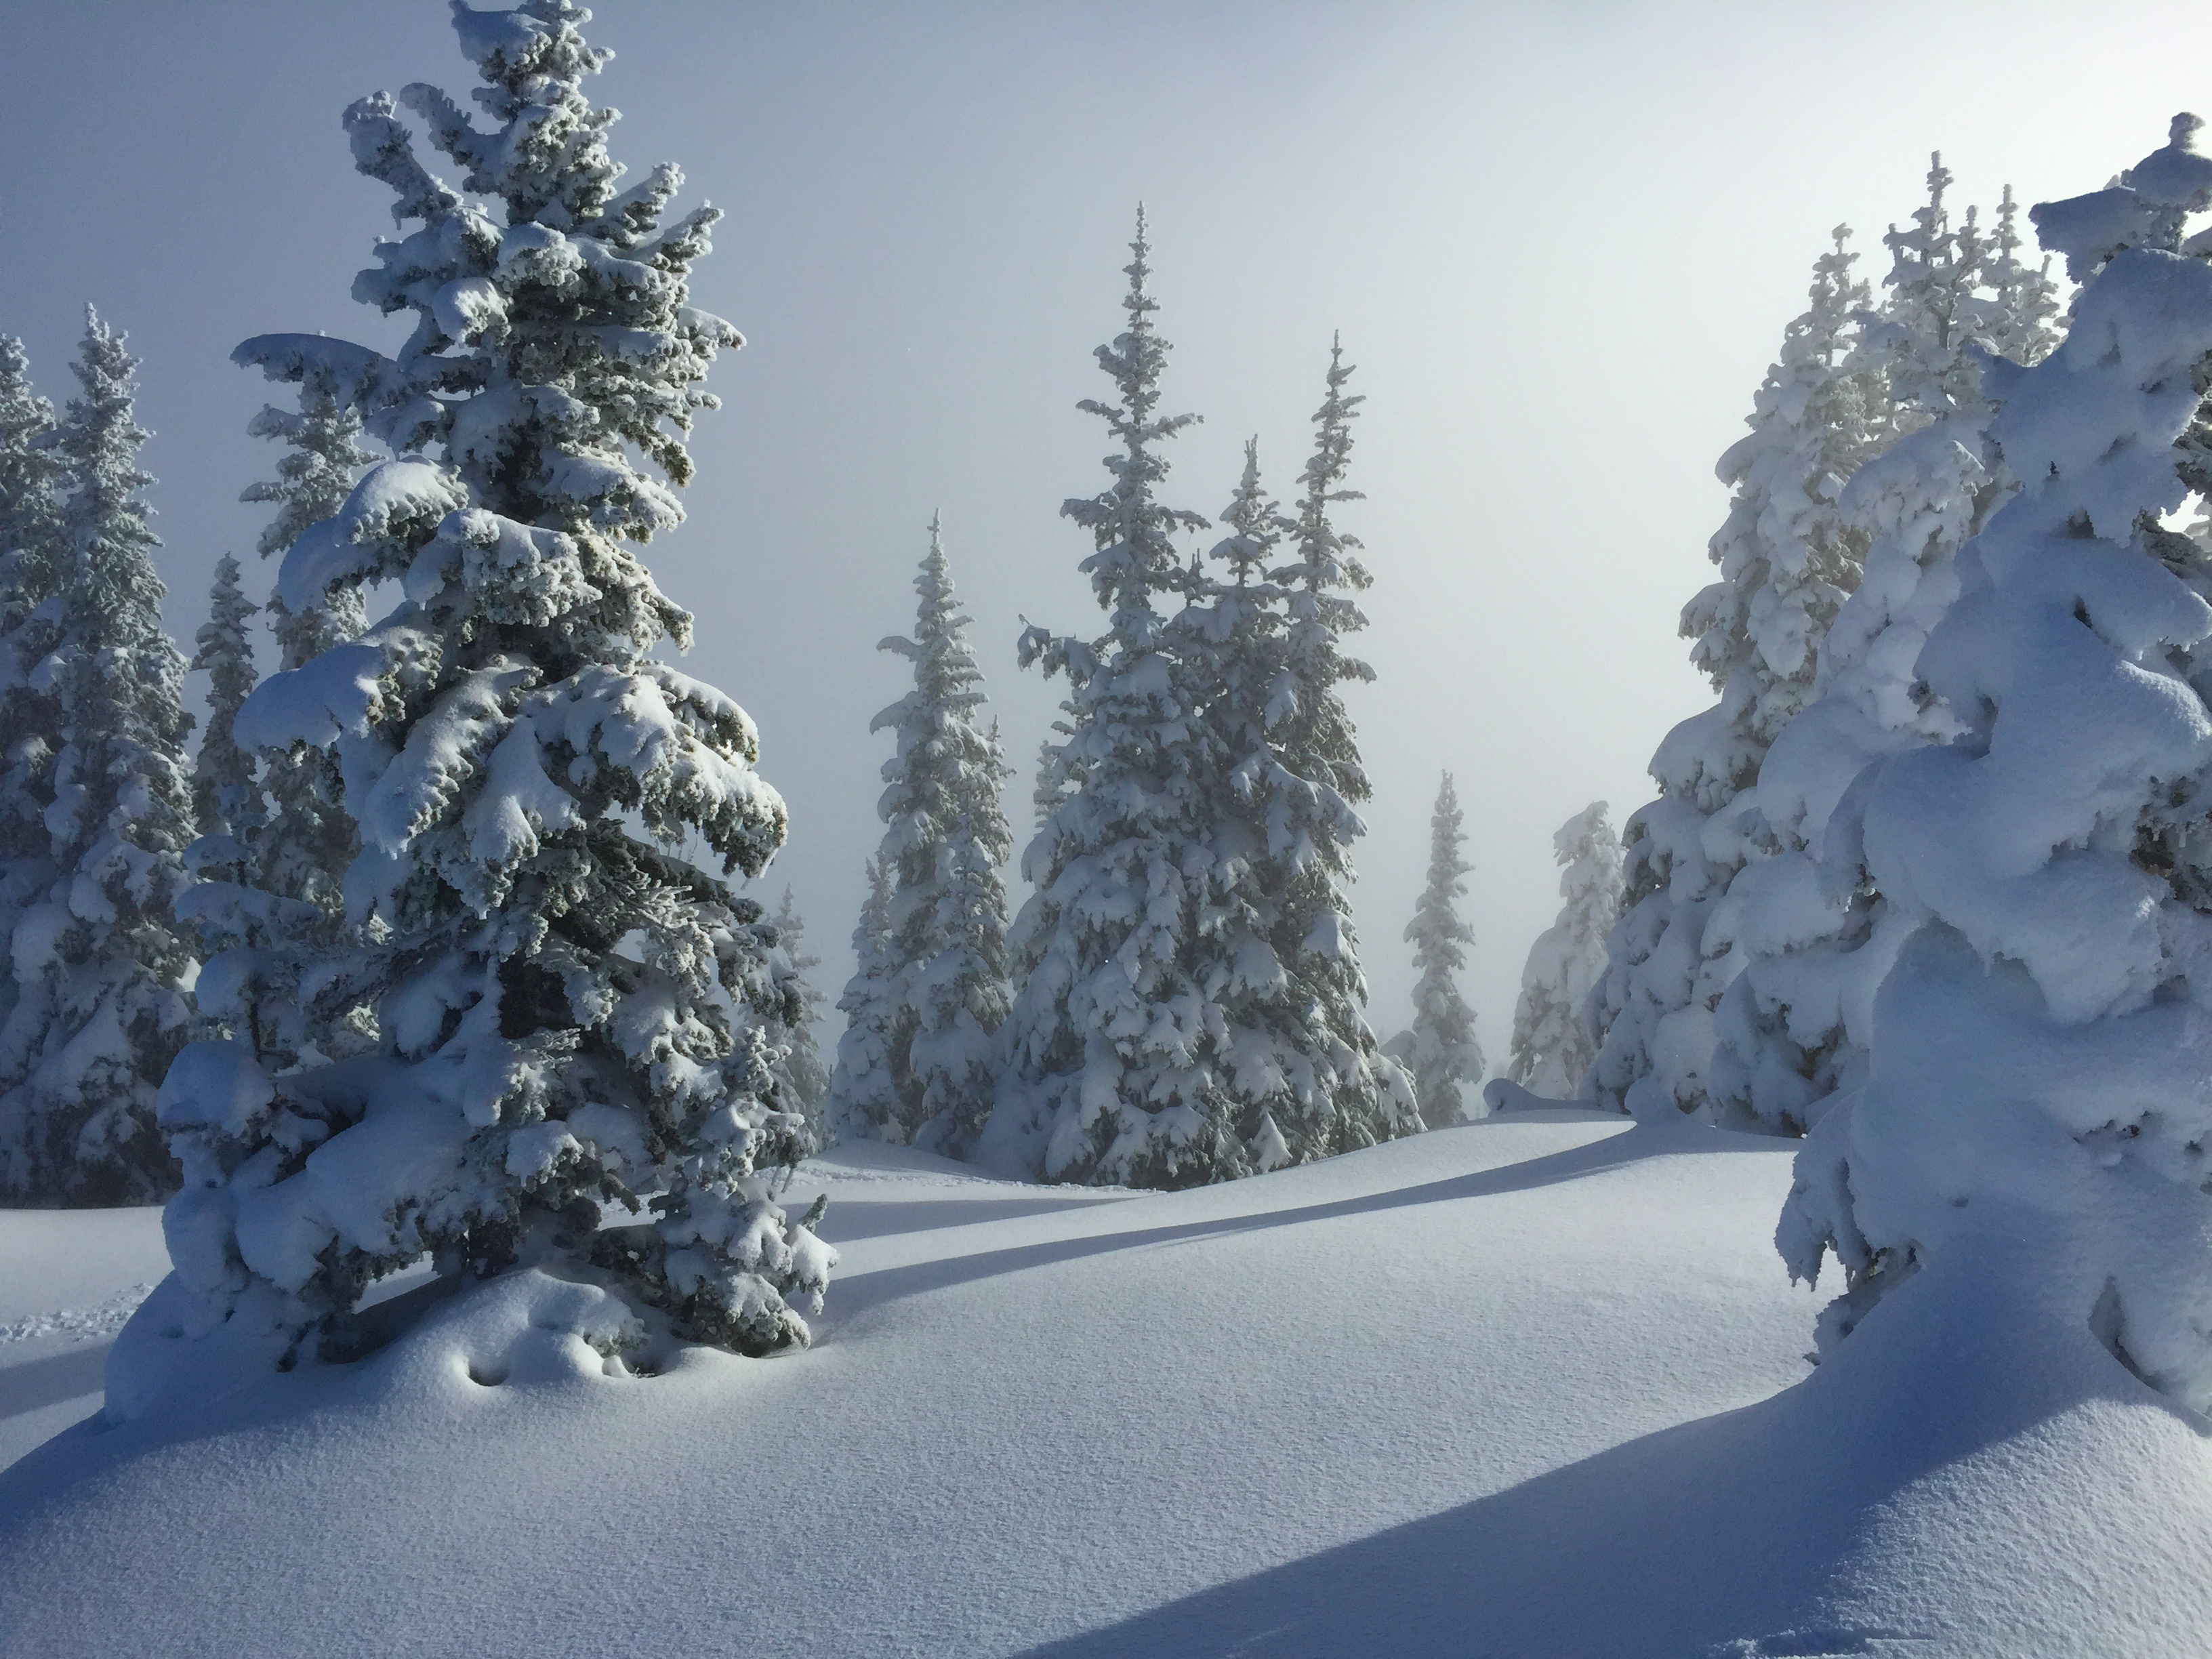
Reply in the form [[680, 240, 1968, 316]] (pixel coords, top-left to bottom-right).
[[153, 0, 830, 1366], [1708, 159, 2066, 1134], [1507, 802, 1622, 1099], [828, 516, 1012, 1153], [0, 311, 194, 1206], [1778, 116, 2212, 1409], [1389, 773, 1485, 1128]]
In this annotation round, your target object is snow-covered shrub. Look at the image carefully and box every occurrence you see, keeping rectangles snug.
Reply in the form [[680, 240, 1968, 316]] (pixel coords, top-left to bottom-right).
[[1778, 116, 2212, 1409], [1389, 773, 1486, 1128], [0, 311, 194, 1206], [155, 0, 830, 1366], [1507, 802, 1622, 1099], [828, 516, 1012, 1153]]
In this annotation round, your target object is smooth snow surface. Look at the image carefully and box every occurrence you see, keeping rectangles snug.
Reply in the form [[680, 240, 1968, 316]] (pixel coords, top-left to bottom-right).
[[2, 1119, 2207, 1657]]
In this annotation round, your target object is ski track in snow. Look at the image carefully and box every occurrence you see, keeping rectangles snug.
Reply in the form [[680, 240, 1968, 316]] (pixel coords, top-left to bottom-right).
[[0, 1285, 155, 1347]]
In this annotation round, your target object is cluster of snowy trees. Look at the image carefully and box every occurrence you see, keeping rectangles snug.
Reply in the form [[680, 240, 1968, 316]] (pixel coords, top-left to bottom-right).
[[15, 0, 2207, 1418], [821, 222, 1524, 1188], [0, 316, 197, 1210], [1552, 116, 2212, 1410]]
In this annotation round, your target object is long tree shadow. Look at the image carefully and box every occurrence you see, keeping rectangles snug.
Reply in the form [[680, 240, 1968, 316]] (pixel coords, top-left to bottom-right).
[[825, 1122, 1752, 1326], [0, 1345, 109, 1420], [818, 1193, 1129, 1245]]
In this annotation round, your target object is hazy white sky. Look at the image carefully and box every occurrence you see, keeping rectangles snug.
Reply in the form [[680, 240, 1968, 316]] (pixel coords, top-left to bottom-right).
[[2, 0, 2208, 1055]]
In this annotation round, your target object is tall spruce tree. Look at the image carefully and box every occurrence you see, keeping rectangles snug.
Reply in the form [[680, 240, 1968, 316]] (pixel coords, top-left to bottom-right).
[[1269, 341, 1416, 1149], [827, 855, 897, 1145], [190, 556, 263, 854], [985, 210, 1251, 1188], [749, 889, 829, 1136], [0, 340, 66, 1056], [241, 384, 375, 921], [156, 0, 830, 1365], [829, 515, 1012, 1152], [1182, 438, 1415, 1167], [0, 310, 194, 1205], [1587, 229, 1890, 1118], [1392, 773, 1485, 1128], [1507, 802, 1623, 1099]]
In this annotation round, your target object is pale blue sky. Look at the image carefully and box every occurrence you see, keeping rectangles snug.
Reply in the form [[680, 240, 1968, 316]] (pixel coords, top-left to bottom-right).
[[2, 0, 2207, 1051]]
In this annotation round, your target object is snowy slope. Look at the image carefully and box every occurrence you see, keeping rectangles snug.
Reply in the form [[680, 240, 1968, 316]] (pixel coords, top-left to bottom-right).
[[0, 1208, 165, 1476], [1, 1115, 2207, 1658]]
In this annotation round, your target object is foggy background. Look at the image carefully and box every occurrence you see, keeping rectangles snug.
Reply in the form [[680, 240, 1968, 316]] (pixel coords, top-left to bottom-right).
[[1, 0, 2207, 1063]]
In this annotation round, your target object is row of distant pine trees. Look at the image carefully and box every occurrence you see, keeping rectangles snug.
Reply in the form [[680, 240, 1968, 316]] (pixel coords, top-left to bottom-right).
[[817, 219, 1504, 1187]]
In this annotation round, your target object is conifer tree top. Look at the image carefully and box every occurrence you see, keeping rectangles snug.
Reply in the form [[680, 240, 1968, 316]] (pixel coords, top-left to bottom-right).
[[1058, 207, 1209, 629]]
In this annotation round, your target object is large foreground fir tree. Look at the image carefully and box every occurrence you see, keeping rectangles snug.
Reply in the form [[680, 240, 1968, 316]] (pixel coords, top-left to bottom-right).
[[830, 514, 1012, 1153], [1780, 117, 2212, 1410], [0, 311, 194, 1205], [155, 0, 831, 1364]]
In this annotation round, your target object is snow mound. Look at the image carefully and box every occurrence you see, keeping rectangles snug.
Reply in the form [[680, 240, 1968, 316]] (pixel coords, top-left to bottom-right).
[[1, 1120, 2207, 1658]]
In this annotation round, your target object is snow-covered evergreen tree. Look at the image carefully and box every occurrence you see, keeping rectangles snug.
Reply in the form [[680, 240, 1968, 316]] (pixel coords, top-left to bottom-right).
[[190, 556, 262, 856], [0, 310, 194, 1206], [1983, 184, 2066, 367], [1710, 159, 2068, 1134], [827, 855, 897, 1145], [240, 384, 375, 922], [1507, 802, 1623, 1099], [986, 211, 1253, 1187], [757, 888, 829, 1134], [0, 339, 66, 1054], [1179, 437, 1415, 1168], [1778, 117, 2212, 1408], [1391, 773, 1485, 1129], [1586, 228, 1889, 1118], [830, 515, 1011, 1152], [157, 0, 829, 1362], [1264, 342, 1416, 1151], [1029, 734, 1066, 832]]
